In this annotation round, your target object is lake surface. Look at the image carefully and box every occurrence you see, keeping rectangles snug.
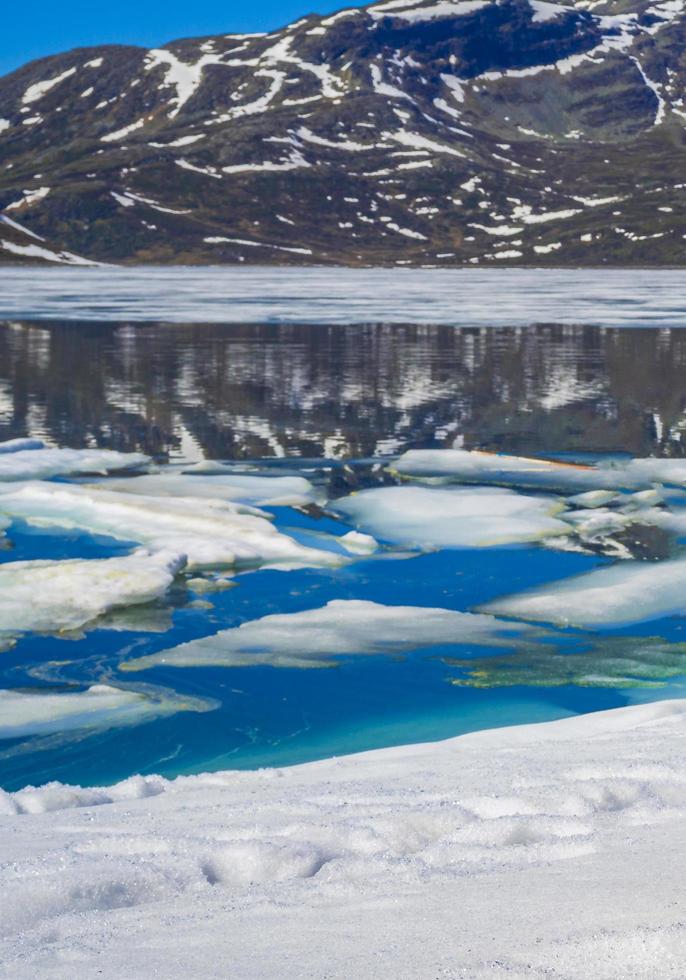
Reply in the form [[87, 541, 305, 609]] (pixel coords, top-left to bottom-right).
[[2, 270, 686, 792], [2, 267, 686, 325]]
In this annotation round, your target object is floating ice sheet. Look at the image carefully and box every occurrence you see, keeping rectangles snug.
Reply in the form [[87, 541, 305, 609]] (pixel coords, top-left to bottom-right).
[[120, 598, 537, 671], [0, 447, 150, 482], [619, 459, 686, 488], [481, 557, 686, 628], [394, 449, 686, 492], [0, 550, 184, 635], [0, 482, 344, 570], [100, 471, 320, 507], [338, 531, 378, 555], [332, 485, 568, 549], [0, 683, 212, 739], [566, 490, 620, 509], [621, 488, 665, 511]]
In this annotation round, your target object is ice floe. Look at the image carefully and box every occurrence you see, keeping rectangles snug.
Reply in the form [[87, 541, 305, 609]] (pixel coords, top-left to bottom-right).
[[0, 447, 149, 482], [0, 438, 45, 454], [622, 487, 665, 511], [0, 683, 211, 740], [0, 550, 184, 636], [566, 489, 620, 509], [338, 531, 378, 555], [333, 485, 568, 548], [481, 557, 686, 628], [101, 470, 320, 507], [120, 599, 536, 671], [0, 482, 343, 570], [394, 448, 611, 491], [394, 448, 686, 492]]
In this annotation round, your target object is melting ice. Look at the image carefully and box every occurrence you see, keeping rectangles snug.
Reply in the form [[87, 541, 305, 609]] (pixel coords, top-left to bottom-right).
[[0, 481, 344, 570], [0, 684, 212, 740], [0, 550, 183, 637], [120, 598, 537, 671]]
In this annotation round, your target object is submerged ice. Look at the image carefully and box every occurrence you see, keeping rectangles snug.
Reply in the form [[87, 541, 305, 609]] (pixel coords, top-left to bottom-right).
[[0, 683, 212, 739], [447, 635, 686, 690], [120, 599, 536, 671]]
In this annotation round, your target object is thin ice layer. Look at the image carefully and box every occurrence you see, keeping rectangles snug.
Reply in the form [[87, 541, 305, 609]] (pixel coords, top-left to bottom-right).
[[0, 550, 184, 635], [0, 684, 212, 739], [0, 447, 150, 482], [481, 557, 686, 628], [121, 598, 536, 671], [0, 482, 344, 570], [333, 485, 568, 548], [100, 471, 319, 507], [394, 449, 686, 492]]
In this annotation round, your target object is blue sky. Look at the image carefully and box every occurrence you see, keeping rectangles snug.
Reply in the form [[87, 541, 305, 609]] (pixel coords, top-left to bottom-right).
[[2, 0, 367, 77]]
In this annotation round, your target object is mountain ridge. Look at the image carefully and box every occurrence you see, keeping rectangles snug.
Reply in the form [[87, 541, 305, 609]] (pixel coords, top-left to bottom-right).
[[1, 0, 685, 266]]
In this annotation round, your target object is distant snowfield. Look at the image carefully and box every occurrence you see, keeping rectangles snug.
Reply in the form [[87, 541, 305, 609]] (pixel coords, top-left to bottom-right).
[[2, 700, 686, 978], [2, 267, 686, 325]]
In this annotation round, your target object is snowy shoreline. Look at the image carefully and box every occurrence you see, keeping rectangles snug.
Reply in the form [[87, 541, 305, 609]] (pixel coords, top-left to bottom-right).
[[3, 698, 686, 978]]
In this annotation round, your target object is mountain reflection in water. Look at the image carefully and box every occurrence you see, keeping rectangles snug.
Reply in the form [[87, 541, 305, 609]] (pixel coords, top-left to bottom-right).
[[0, 320, 684, 461]]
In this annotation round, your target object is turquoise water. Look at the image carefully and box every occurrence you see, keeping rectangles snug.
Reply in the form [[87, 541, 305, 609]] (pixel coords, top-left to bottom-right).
[[1, 316, 686, 790]]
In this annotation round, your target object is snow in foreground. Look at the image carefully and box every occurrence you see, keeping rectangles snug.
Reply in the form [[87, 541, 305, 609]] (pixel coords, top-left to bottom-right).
[[2, 700, 686, 979]]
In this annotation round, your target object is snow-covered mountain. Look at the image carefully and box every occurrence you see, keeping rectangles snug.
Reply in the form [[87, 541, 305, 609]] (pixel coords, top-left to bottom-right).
[[1, 0, 685, 266]]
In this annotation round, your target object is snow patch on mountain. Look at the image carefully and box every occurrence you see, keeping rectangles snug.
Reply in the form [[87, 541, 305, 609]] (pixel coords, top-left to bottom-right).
[[22, 67, 76, 105]]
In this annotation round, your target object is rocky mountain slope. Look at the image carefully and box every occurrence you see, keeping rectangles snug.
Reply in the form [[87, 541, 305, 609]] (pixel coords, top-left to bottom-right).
[[1, 0, 686, 266]]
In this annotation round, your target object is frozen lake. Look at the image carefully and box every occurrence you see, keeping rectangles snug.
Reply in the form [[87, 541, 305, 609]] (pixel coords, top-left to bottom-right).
[[2, 266, 686, 324]]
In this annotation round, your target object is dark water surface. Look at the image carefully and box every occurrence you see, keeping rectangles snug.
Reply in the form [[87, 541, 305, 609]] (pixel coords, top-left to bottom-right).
[[1, 320, 683, 459]]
